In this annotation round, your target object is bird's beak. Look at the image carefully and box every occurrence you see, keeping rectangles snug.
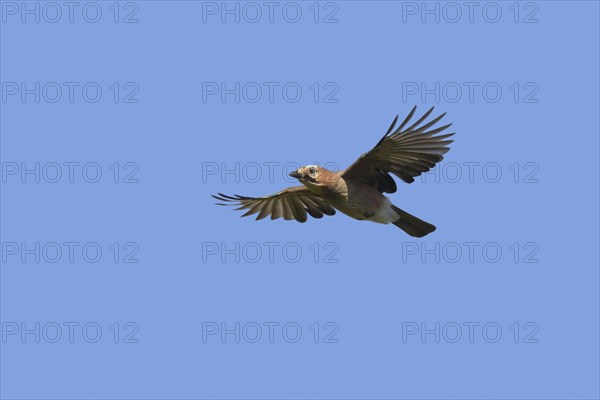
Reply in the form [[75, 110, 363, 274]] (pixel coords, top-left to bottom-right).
[[289, 170, 301, 179]]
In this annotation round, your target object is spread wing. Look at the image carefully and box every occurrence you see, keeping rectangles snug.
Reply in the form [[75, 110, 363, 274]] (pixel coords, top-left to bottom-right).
[[212, 186, 336, 223], [342, 106, 454, 193]]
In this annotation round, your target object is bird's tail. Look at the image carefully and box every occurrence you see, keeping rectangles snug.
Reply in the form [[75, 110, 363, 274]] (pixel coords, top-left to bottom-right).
[[391, 205, 436, 238]]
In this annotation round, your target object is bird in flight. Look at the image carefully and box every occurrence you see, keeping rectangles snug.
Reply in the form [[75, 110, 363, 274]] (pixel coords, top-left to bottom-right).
[[213, 106, 454, 237]]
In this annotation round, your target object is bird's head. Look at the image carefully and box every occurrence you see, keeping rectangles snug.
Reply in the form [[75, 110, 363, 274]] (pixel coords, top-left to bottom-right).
[[289, 165, 323, 186]]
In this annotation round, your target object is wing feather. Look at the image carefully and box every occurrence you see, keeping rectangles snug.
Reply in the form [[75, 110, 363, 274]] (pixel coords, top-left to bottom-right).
[[298, 196, 324, 218], [271, 198, 283, 220], [281, 197, 295, 220], [342, 106, 455, 192], [212, 186, 335, 223], [256, 198, 273, 220], [289, 197, 308, 222]]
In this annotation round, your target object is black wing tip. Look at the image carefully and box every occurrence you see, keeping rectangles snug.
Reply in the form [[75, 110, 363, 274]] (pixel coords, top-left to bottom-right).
[[212, 193, 253, 209], [383, 105, 448, 142], [385, 114, 400, 136], [212, 193, 235, 202], [212, 192, 257, 201]]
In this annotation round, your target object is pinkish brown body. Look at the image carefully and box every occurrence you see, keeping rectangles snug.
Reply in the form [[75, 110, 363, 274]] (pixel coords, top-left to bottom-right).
[[292, 166, 400, 223]]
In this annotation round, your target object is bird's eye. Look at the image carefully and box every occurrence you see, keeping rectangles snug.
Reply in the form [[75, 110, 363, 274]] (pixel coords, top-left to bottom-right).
[[309, 167, 317, 175]]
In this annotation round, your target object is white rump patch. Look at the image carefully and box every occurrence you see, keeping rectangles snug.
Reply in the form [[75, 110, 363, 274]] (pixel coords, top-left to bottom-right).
[[366, 197, 400, 224]]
